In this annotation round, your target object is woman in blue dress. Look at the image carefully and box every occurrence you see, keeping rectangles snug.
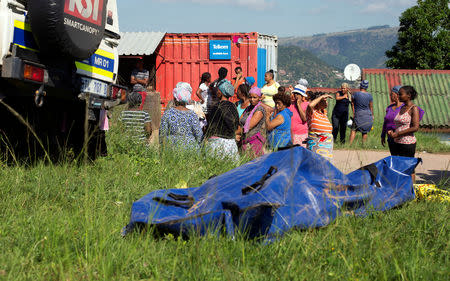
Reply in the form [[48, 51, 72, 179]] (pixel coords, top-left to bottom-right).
[[349, 80, 374, 145], [160, 82, 203, 150], [266, 92, 293, 150]]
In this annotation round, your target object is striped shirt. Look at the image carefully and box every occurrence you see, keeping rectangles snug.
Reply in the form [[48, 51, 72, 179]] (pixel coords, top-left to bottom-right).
[[120, 110, 151, 142], [307, 109, 332, 134]]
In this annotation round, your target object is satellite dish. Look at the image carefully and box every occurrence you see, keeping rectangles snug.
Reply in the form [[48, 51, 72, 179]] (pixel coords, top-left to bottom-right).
[[344, 64, 361, 81]]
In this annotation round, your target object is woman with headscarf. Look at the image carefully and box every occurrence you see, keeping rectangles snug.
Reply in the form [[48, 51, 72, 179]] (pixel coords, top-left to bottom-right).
[[332, 83, 351, 144], [349, 80, 374, 145], [261, 70, 280, 108], [237, 87, 266, 158], [205, 80, 240, 161], [245, 76, 256, 88], [382, 85, 403, 154], [159, 82, 203, 150]]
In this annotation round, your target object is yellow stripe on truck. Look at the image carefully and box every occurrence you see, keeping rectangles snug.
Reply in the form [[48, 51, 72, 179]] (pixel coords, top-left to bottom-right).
[[14, 20, 32, 32], [14, 43, 38, 52], [95, 49, 115, 60], [75, 62, 114, 79]]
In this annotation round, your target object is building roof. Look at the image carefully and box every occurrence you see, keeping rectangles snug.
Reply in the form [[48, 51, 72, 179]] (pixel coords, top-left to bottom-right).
[[309, 69, 450, 129], [118, 32, 166, 56], [364, 69, 450, 128]]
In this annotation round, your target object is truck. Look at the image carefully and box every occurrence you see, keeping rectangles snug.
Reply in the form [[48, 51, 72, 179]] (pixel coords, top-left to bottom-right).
[[0, 0, 127, 161]]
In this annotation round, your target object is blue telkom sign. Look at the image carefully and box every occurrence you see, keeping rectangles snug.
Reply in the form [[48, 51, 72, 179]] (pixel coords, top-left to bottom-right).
[[210, 40, 231, 60]]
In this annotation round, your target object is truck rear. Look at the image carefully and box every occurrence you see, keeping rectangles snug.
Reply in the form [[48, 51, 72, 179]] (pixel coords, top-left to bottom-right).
[[0, 0, 127, 161]]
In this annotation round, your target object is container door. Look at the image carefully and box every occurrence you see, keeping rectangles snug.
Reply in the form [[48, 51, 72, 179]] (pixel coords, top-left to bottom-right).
[[257, 48, 267, 88]]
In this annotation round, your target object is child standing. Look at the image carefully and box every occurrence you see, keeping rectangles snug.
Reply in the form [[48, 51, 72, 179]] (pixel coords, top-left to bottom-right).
[[196, 72, 211, 114]]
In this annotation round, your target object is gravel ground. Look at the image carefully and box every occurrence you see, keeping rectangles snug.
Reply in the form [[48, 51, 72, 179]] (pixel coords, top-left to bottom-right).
[[333, 150, 450, 184]]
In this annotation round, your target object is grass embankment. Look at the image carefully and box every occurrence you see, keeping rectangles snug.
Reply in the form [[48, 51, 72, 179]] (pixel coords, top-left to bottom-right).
[[0, 114, 449, 280], [333, 122, 449, 153]]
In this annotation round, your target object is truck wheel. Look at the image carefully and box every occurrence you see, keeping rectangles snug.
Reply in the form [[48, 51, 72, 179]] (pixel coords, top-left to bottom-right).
[[28, 0, 108, 60]]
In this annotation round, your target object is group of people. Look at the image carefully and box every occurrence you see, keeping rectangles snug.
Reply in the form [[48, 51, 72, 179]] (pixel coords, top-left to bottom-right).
[[122, 65, 423, 164]]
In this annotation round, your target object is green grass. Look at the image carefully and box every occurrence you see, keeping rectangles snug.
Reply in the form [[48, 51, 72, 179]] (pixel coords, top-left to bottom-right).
[[0, 115, 449, 280], [332, 121, 449, 153]]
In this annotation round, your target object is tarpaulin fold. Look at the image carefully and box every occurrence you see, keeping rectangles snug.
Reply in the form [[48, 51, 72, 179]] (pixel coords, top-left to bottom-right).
[[123, 147, 419, 241]]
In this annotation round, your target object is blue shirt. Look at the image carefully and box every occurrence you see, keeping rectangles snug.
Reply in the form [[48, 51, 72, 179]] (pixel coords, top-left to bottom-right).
[[353, 91, 373, 114], [236, 101, 247, 118], [268, 108, 293, 150]]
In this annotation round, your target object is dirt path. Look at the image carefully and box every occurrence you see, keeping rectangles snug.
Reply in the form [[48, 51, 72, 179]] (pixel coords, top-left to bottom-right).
[[333, 150, 450, 183]]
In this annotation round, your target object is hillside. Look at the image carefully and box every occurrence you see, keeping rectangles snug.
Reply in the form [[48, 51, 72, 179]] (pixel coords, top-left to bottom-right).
[[278, 45, 344, 88], [280, 26, 399, 69]]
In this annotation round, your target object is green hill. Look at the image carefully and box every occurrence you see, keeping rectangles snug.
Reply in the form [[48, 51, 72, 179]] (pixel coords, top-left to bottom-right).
[[278, 45, 344, 88], [280, 26, 399, 69]]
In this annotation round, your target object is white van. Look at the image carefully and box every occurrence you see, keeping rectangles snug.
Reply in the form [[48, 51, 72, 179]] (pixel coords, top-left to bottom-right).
[[0, 0, 127, 161]]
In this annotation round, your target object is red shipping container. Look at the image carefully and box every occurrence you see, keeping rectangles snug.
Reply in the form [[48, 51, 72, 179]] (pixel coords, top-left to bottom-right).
[[155, 33, 259, 105]]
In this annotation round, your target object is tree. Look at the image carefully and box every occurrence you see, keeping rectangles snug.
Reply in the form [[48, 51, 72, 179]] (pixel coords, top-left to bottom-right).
[[385, 0, 449, 70]]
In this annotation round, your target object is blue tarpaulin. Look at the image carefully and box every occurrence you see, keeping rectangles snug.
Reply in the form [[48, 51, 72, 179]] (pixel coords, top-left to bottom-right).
[[123, 147, 419, 241]]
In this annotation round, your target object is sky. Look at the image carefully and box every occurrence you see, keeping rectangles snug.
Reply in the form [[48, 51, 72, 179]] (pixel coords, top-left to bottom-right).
[[117, 0, 417, 37]]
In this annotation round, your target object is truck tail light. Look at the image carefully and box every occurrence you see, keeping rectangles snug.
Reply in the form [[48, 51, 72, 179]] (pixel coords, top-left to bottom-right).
[[111, 85, 127, 103], [24, 64, 44, 82]]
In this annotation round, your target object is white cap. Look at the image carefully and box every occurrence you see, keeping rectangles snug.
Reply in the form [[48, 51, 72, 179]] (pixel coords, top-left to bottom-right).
[[298, 78, 309, 87], [292, 84, 308, 97]]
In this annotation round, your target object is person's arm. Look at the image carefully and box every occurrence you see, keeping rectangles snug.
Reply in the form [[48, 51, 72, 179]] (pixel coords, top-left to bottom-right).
[[135, 78, 148, 85], [246, 111, 264, 131], [306, 105, 313, 121], [335, 91, 347, 101], [351, 99, 355, 117], [131, 72, 149, 87], [389, 107, 420, 138], [236, 126, 243, 142], [296, 100, 307, 122], [233, 75, 244, 90], [266, 112, 284, 131], [190, 114, 204, 143], [260, 102, 274, 116], [196, 87, 205, 103], [130, 75, 137, 85], [145, 122, 152, 139], [308, 95, 332, 109], [381, 108, 388, 146]]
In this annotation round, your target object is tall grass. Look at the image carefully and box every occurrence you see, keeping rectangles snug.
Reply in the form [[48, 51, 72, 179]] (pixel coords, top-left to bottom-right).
[[333, 121, 449, 153], [0, 110, 448, 280]]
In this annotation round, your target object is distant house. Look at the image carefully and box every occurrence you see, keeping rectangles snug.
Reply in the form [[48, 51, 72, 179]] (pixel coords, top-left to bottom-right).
[[309, 69, 450, 129]]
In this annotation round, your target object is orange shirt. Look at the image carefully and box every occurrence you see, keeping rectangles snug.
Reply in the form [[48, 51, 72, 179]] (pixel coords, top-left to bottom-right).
[[307, 109, 332, 134]]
